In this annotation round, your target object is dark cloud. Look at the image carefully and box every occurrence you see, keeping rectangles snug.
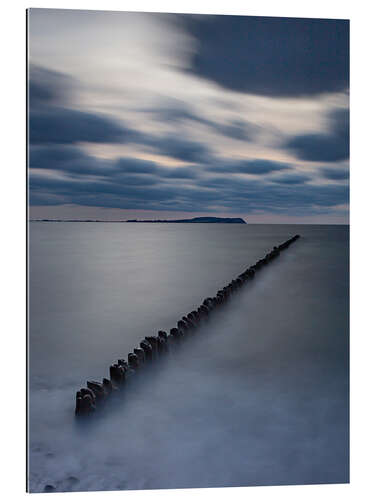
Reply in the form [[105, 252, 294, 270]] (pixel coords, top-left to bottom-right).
[[163, 167, 198, 179], [28, 191, 67, 206], [116, 157, 160, 175], [208, 159, 290, 175], [181, 15, 349, 97], [29, 107, 138, 145], [285, 108, 349, 162], [285, 135, 348, 162], [321, 167, 349, 181], [30, 144, 85, 166], [112, 173, 159, 187], [28, 64, 75, 108], [29, 145, 118, 176], [270, 174, 310, 185], [146, 135, 212, 163]]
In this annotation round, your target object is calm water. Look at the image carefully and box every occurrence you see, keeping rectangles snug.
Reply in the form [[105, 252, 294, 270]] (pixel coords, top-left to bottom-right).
[[28, 223, 349, 492]]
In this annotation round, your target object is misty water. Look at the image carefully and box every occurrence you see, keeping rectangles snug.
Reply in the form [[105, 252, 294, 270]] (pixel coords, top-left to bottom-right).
[[28, 223, 349, 493]]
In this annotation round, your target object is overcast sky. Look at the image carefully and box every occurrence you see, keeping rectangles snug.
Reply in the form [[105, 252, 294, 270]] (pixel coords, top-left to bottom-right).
[[28, 9, 349, 223]]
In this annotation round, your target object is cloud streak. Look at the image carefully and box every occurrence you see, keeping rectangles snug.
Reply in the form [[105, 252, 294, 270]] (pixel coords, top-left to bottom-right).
[[143, 102, 257, 141], [208, 159, 290, 175], [29, 146, 348, 216], [29, 107, 136, 145]]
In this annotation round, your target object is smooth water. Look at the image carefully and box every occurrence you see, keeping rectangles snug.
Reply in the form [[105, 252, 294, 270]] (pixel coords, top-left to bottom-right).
[[28, 223, 349, 492]]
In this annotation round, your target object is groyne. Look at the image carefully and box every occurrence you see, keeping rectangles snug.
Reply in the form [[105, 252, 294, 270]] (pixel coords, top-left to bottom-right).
[[75, 234, 300, 416]]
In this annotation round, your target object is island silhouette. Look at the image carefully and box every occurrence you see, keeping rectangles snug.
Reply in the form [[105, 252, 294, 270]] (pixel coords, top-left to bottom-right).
[[126, 217, 246, 224]]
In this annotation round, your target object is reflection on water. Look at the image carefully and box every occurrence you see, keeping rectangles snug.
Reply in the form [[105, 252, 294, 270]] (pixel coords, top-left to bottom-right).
[[28, 223, 349, 492]]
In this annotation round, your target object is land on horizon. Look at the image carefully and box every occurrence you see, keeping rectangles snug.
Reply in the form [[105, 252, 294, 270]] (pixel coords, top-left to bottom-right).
[[29, 216, 247, 224]]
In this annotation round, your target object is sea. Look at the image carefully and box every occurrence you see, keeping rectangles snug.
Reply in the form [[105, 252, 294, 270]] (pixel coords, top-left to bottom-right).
[[28, 223, 349, 493]]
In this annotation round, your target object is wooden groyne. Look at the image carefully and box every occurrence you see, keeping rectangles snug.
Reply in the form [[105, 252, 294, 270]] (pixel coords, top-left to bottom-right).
[[75, 234, 300, 416]]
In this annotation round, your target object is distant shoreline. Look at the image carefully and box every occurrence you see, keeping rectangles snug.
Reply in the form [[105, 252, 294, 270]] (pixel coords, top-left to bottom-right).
[[29, 216, 247, 224]]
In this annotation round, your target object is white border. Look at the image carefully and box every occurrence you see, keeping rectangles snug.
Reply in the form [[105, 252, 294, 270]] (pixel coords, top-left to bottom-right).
[[1, 1, 374, 499]]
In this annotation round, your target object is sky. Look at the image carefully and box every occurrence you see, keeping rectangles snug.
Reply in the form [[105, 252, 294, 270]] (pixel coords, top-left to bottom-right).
[[28, 9, 349, 223]]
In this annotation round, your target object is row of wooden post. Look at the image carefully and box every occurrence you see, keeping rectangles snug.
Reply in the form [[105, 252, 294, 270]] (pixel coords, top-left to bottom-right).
[[75, 234, 300, 416]]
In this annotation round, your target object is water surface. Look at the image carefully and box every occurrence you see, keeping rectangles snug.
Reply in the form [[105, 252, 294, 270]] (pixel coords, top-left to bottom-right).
[[28, 223, 349, 492]]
